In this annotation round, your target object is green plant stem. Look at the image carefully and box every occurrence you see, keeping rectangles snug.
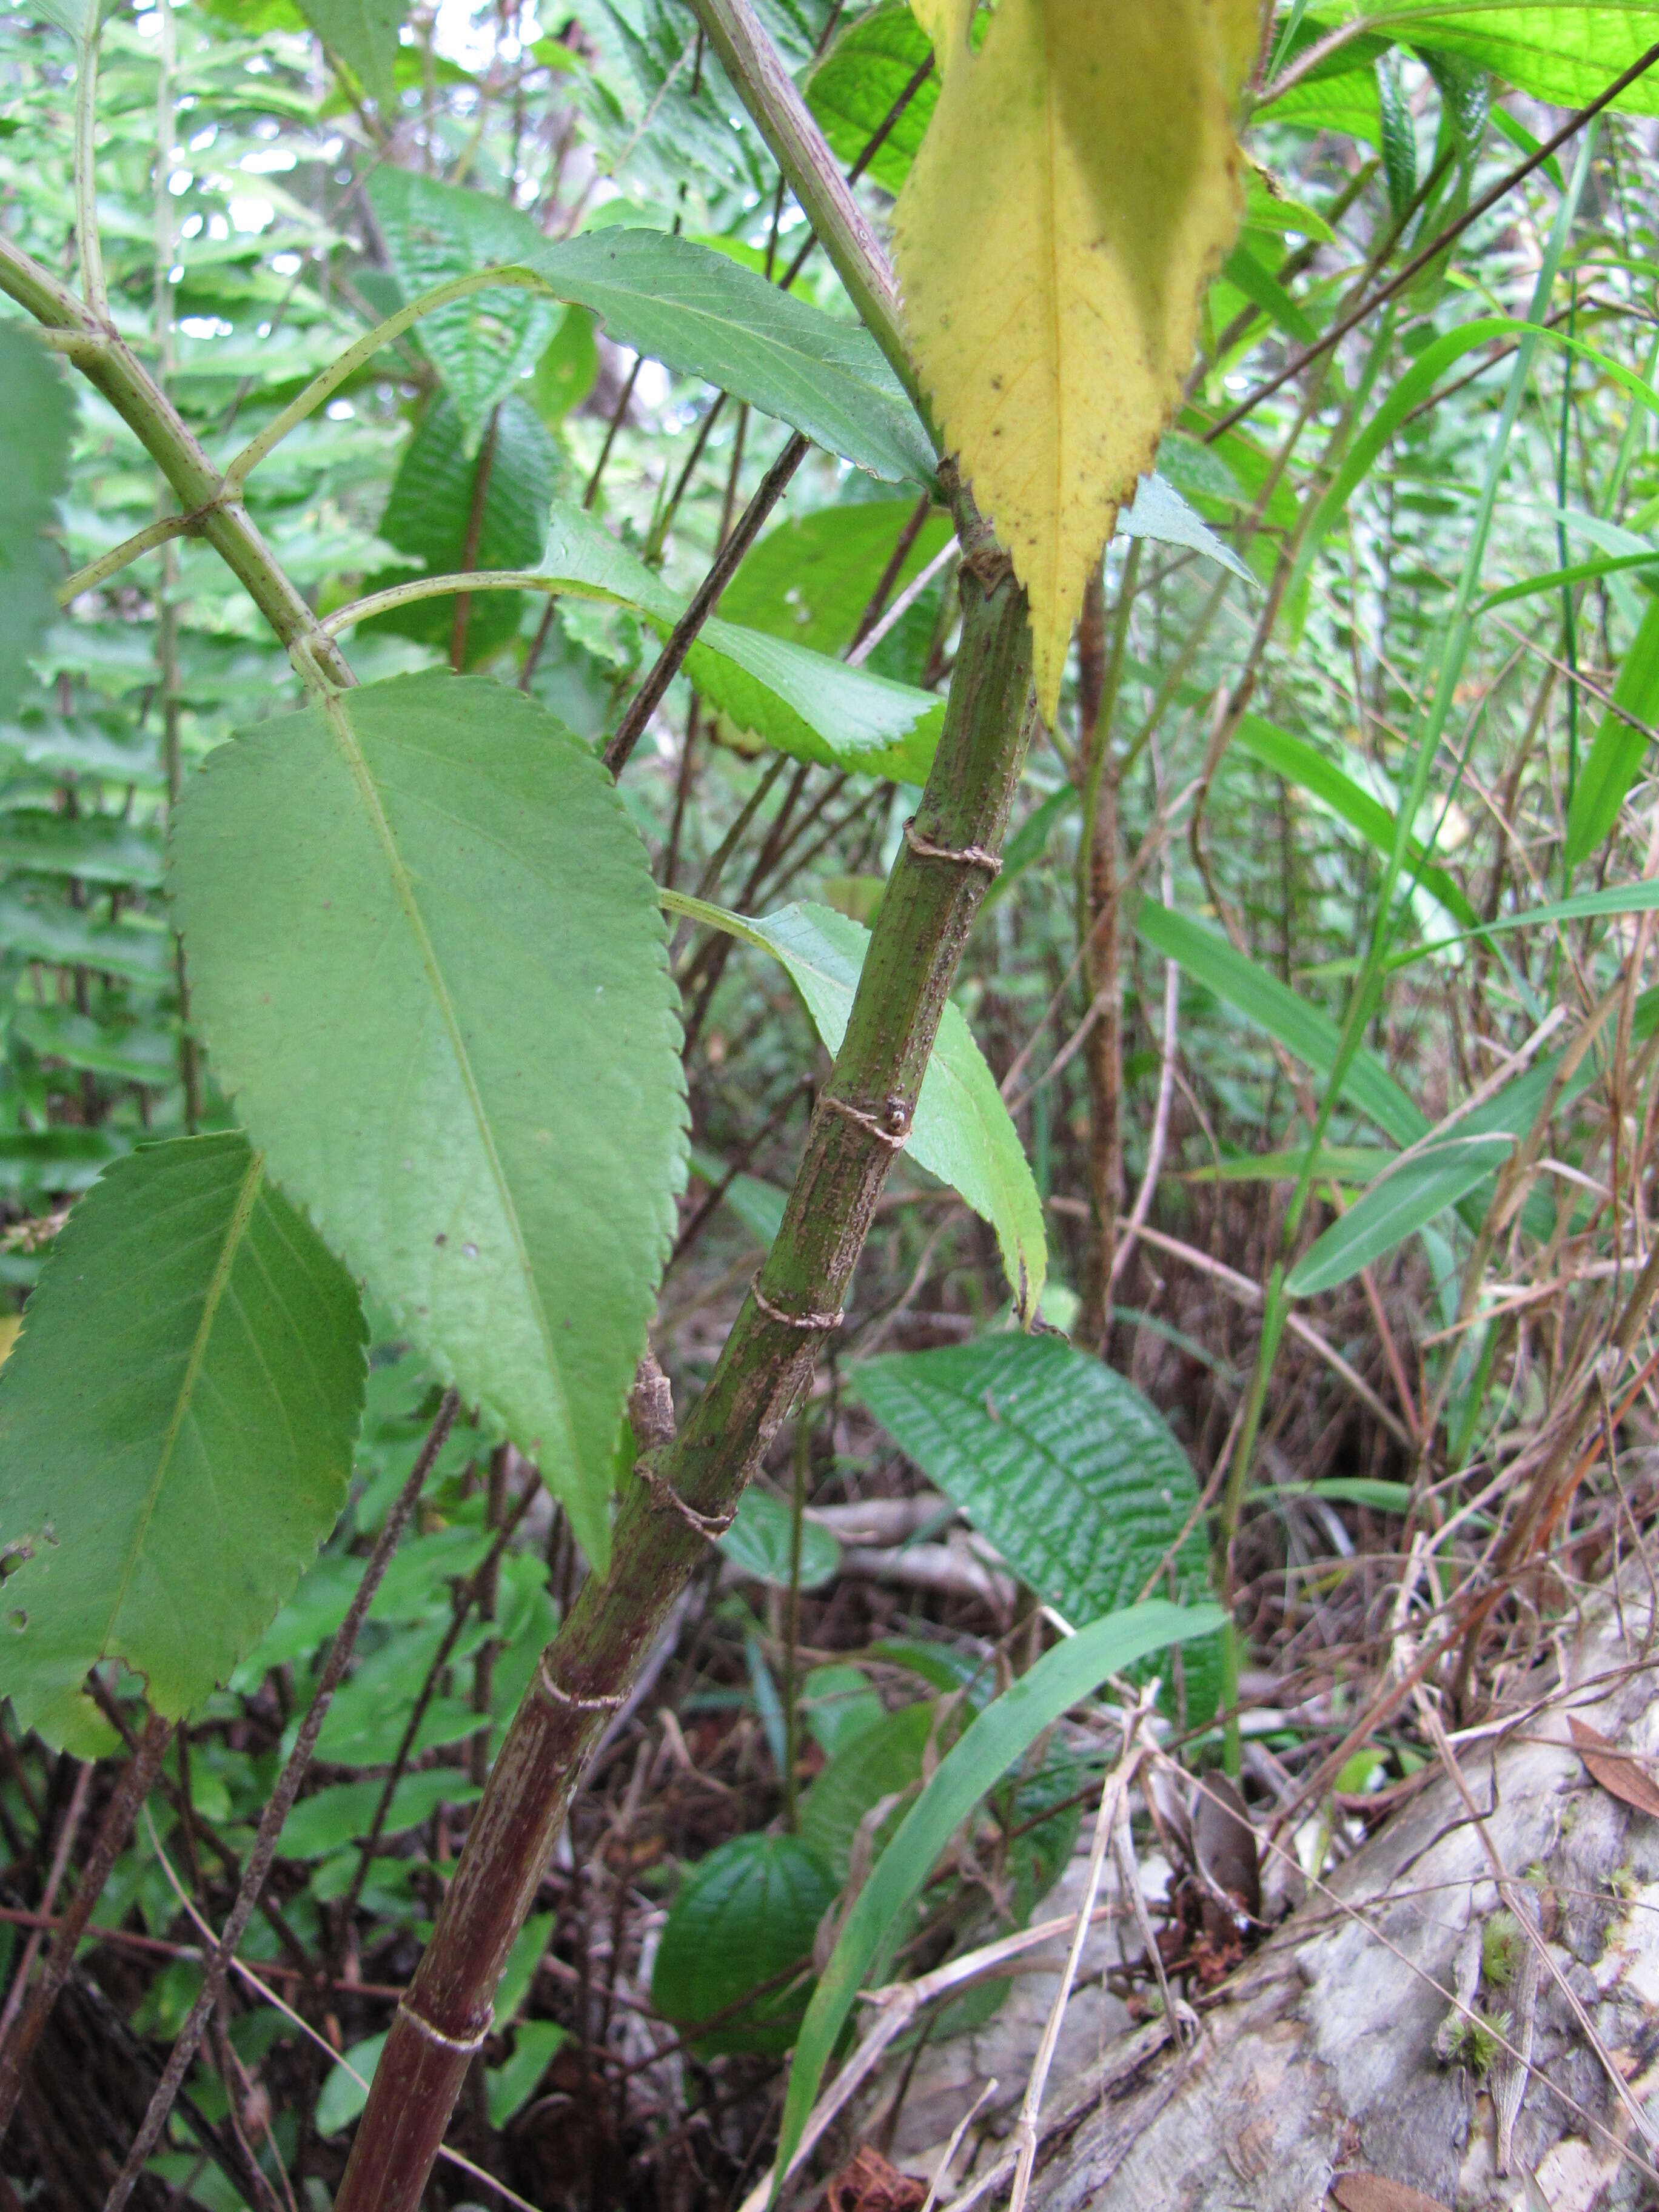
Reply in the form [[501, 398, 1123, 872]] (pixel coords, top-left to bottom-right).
[[332, 511, 1033, 2212], [73, 18, 106, 323], [0, 235, 353, 694]]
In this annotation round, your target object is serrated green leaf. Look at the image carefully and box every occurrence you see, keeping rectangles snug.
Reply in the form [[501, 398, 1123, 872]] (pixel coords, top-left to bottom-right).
[[1325, 4, 1659, 115], [717, 1489, 842, 1590], [854, 1334, 1211, 1625], [0, 1133, 365, 1741], [172, 671, 686, 1569], [367, 170, 565, 441], [1119, 473, 1254, 581], [777, 1598, 1226, 2178], [0, 326, 72, 716], [521, 232, 934, 485], [651, 1833, 837, 2055], [535, 503, 945, 780], [0, 809, 163, 888], [296, 0, 404, 106], [683, 899, 1045, 1318]]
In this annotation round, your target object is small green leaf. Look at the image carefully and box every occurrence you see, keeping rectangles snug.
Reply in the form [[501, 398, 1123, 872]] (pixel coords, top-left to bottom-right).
[[808, 2, 937, 193], [1119, 473, 1254, 581], [735, 902, 1046, 1319], [317, 2032, 389, 2136], [486, 2020, 568, 2127], [0, 1135, 364, 1744], [495, 1911, 556, 2025], [716, 497, 955, 682], [777, 1598, 1227, 2179], [529, 306, 598, 427], [1563, 595, 1659, 874], [296, 0, 405, 107], [0, 324, 72, 715], [172, 671, 686, 1569], [800, 1664, 885, 1758], [718, 1490, 842, 1590], [854, 1334, 1212, 1626], [651, 1834, 837, 2056], [276, 1770, 482, 1859]]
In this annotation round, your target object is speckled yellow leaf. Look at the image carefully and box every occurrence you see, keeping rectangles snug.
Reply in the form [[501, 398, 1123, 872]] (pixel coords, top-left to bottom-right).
[[895, 0, 1256, 720]]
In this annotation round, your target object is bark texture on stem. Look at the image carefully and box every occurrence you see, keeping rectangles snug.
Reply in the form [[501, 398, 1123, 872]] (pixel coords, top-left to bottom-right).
[[333, 512, 1033, 2212]]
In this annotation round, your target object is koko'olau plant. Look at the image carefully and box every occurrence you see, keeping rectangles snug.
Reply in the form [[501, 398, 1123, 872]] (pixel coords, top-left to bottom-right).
[[0, 0, 1657, 2205]]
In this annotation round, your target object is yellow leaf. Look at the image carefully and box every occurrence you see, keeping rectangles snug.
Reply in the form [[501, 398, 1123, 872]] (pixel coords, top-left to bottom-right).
[[908, 0, 971, 72], [895, 0, 1256, 720], [0, 1315, 19, 1367]]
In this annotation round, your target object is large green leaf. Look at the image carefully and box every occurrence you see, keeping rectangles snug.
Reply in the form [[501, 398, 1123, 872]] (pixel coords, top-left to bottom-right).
[[777, 1598, 1227, 2179], [1329, 5, 1659, 115], [666, 896, 1045, 1318], [0, 324, 73, 717], [1563, 595, 1659, 874], [296, 0, 404, 106], [521, 232, 935, 486], [651, 1833, 837, 2055], [172, 670, 686, 1568], [855, 1335, 1212, 1624], [368, 392, 558, 667], [0, 1134, 364, 1747], [535, 503, 945, 781], [367, 170, 565, 440]]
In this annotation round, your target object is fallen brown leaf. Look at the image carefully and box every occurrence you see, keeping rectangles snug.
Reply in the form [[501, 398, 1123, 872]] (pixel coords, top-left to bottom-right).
[[1330, 2174, 1452, 2212], [824, 2147, 926, 2212], [1570, 1717, 1659, 1820]]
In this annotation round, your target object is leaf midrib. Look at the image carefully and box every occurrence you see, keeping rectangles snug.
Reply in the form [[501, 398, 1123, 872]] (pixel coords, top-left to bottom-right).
[[101, 1143, 264, 1658], [319, 690, 578, 1471]]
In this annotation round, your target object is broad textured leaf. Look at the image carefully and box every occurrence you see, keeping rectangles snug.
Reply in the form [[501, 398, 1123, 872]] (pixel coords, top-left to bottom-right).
[[172, 671, 686, 1568], [1327, 4, 1659, 115], [296, 0, 404, 106], [0, 1134, 364, 1744], [0, 324, 73, 716], [652, 1834, 837, 2054], [1376, 49, 1418, 218], [855, 1335, 1211, 1624], [777, 1598, 1227, 2176], [808, 2, 939, 193], [1563, 595, 1659, 873], [718, 1488, 842, 1590], [539, 503, 945, 780], [522, 232, 935, 485], [740, 902, 1045, 1319], [894, 0, 1255, 717], [368, 392, 558, 667], [367, 169, 564, 441], [798, 1700, 931, 1881]]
